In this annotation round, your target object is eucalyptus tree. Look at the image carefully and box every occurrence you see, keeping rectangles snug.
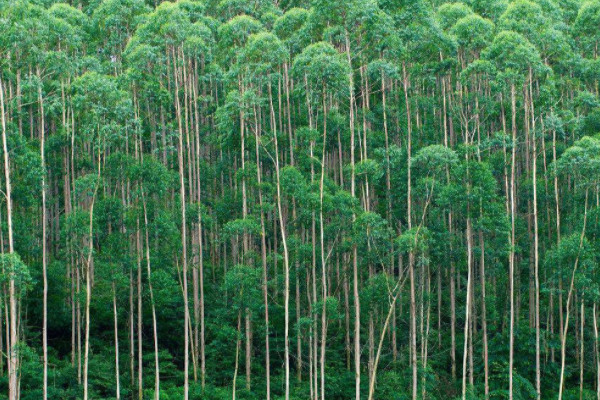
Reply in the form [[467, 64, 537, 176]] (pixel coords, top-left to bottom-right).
[[498, 0, 549, 44], [132, 155, 174, 400], [183, 17, 215, 392], [217, 15, 264, 391], [554, 135, 600, 399], [122, 39, 159, 399], [351, 9, 397, 388], [379, 144, 457, 400], [0, 4, 52, 399], [273, 7, 310, 58], [307, 1, 391, 396], [293, 40, 349, 400], [32, 8, 94, 398], [0, 50, 18, 400], [7, 6, 51, 399], [449, 13, 494, 397], [366, 56, 400, 365], [92, 0, 149, 74], [573, 0, 600, 61], [34, 8, 88, 396], [71, 71, 133, 400], [127, 4, 213, 396], [483, 31, 544, 399], [434, 4, 463, 384], [573, 0, 600, 95], [242, 30, 289, 400], [222, 262, 262, 400], [437, 2, 473, 31], [395, 4, 450, 397], [273, 7, 310, 173]]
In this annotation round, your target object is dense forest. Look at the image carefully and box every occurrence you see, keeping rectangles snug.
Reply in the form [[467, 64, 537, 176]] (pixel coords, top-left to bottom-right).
[[0, 0, 599, 398]]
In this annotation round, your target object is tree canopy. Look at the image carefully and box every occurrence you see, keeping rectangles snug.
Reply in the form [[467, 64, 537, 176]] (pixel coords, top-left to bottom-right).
[[0, 0, 598, 399]]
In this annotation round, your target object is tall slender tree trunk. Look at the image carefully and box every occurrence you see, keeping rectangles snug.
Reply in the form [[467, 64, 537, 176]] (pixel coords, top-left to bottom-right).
[[137, 223, 143, 400], [580, 299, 585, 400], [403, 61, 417, 400], [368, 279, 404, 400], [191, 64, 206, 389], [552, 113, 563, 350], [233, 311, 241, 400], [142, 194, 160, 400], [344, 31, 361, 400], [271, 79, 291, 400], [83, 156, 100, 400], [37, 69, 48, 400], [530, 71, 541, 400], [113, 282, 121, 400], [594, 303, 600, 400], [508, 82, 517, 400], [173, 46, 190, 400], [129, 267, 135, 393], [558, 190, 589, 400], [1, 75, 18, 400], [445, 74, 457, 381], [319, 90, 328, 400], [381, 70, 397, 362], [256, 90, 270, 400], [462, 218, 473, 400]]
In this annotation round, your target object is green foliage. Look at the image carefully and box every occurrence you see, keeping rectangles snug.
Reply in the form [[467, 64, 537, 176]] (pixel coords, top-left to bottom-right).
[[292, 41, 349, 99], [1, 0, 599, 399], [0, 253, 32, 294]]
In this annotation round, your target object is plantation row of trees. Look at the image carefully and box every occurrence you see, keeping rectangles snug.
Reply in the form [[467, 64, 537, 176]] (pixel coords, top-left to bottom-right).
[[0, 0, 599, 398]]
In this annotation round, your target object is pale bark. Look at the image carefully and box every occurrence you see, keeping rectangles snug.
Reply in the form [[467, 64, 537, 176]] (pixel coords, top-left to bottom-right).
[[558, 190, 589, 400], [462, 217, 473, 399], [0, 75, 18, 400], [256, 93, 270, 400], [593, 303, 599, 400], [344, 30, 361, 400], [403, 61, 417, 400], [319, 90, 328, 400], [530, 72, 541, 400], [480, 230, 489, 399], [142, 194, 160, 400], [112, 282, 121, 400], [83, 159, 100, 400], [173, 46, 190, 400], [136, 224, 143, 400], [508, 82, 517, 400], [38, 69, 48, 400], [272, 81, 291, 400]]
